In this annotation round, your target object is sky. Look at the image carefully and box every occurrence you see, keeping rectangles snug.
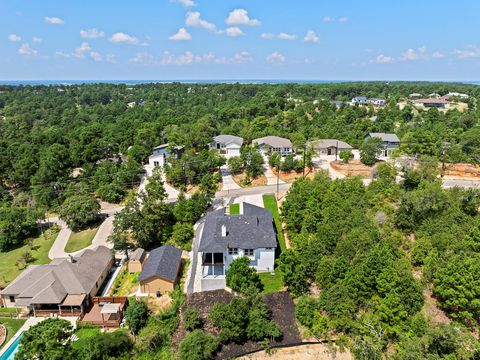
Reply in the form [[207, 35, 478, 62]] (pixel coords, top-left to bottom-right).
[[1, 0, 480, 81]]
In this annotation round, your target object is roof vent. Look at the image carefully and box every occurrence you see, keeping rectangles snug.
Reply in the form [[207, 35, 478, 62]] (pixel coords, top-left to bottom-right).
[[221, 224, 227, 237], [67, 254, 76, 263]]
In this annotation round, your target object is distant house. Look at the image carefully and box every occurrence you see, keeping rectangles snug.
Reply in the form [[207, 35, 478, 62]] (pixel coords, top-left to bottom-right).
[[253, 136, 293, 156], [0, 246, 114, 316], [333, 100, 345, 108], [209, 135, 244, 157], [128, 248, 147, 273], [198, 202, 277, 291], [138, 245, 182, 297], [364, 133, 400, 158], [409, 93, 422, 98], [148, 144, 183, 168], [413, 98, 449, 109], [367, 98, 386, 107], [311, 139, 353, 158], [352, 96, 368, 105]]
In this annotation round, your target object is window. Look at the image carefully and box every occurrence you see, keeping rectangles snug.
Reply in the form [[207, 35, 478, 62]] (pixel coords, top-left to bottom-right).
[[228, 248, 238, 255], [265, 248, 273, 250], [9, 296, 15, 303], [154, 161, 159, 167], [244, 249, 254, 256]]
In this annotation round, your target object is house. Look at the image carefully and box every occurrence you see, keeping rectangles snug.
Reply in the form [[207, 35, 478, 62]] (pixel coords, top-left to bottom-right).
[[253, 136, 293, 156], [209, 135, 244, 157], [138, 245, 182, 297], [333, 100, 345, 108], [0, 246, 114, 317], [364, 133, 401, 158], [413, 98, 449, 109], [409, 93, 422, 98], [367, 98, 386, 107], [351, 96, 368, 105], [148, 144, 183, 168], [128, 248, 147, 273], [198, 202, 277, 291], [310, 139, 353, 158]]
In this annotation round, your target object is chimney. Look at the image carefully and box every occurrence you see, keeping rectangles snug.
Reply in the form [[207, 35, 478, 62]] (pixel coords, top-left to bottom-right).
[[221, 224, 227, 237], [67, 254, 76, 263]]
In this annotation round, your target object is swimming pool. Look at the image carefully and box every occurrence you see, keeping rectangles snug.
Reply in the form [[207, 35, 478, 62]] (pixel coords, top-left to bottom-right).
[[0, 332, 23, 360]]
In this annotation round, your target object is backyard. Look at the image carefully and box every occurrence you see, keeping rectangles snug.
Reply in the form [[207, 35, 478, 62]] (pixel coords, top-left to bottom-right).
[[262, 194, 286, 252], [64, 226, 99, 253], [0, 228, 58, 284], [259, 272, 284, 294], [0, 318, 26, 350], [108, 267, 139, 296]]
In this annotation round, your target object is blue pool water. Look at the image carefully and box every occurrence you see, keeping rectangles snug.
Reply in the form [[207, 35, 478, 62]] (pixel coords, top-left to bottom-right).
[[0, 333, 23, 360]]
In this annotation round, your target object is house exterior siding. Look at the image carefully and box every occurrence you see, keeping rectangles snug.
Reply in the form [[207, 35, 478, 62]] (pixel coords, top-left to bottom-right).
[[140, 276, 175, 295], [128, 260, 143, 273]]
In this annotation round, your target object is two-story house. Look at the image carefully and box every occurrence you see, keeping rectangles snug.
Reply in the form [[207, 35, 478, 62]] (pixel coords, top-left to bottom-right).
[[252, 136, 293, 156], [148, 144, 183, 169], [209, 135, 244, 157], [364, 132, 401, 158], [198, 202, 277, 291]]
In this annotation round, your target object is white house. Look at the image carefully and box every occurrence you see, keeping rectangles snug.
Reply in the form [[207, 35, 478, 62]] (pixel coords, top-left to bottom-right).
[[148, 144, 182, 168], [198, 202, 277, 291], [351, 96, 368, 105], [364, 133, 400, 158], [210, 135, 244, 157], [253, 136, 293, 156], [367, 98, 386, 107]]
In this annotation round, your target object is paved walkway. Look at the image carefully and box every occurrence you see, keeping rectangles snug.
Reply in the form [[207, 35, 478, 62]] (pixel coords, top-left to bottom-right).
[[220, 165, 242, 191], [233, 194, 264, 208], [143, 165, 180, 201], [262, 155, 285, 186], [186, 219, 205, 294]]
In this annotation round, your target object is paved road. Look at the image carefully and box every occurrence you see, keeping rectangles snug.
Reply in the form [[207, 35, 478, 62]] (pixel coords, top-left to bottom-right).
[[442, 179, 480, 189]]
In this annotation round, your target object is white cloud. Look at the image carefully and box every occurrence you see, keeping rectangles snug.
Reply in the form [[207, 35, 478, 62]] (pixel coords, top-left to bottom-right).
[[215, 51, 252, 64], [339, 17, 349, 23], [452, 46, 480, 58], [225, 8, 260, 27], [74, 42, 91, 58], [169, 27, 192, 41], [8, 34, 21, 42], [129, 52, 155, 64], [80, 28, 105, 39], [44, 16, 64, 25], [261, 33, 274, 40], [323, 16, 334, 23], [18, 43, 38, 57], [129, 51, 253, 66], [266, 51, 285, 64], [172, 0, 196, 7], [400, 48, 421, 61], [303, 30, 319, 43], [374, 54, 395, 64], [32, 37, 42, 43], [109, 32, 142, 45], [105, 54, 116, 63], [90, 51, 103, 62], [185, 11, 217, 32], [431, 51, 445, 59], [224, 27, 245, 37], [160, 51, 211, 65], [277, 32, 296, 40]]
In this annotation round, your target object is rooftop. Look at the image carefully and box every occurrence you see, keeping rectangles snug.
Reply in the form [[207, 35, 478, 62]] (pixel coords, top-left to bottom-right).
[[311, 139, 353, 149], [212, 135, 244, 146], [367, 133, 400, 143], [253, 136, 293, 149], [138, 245, 182, 283]]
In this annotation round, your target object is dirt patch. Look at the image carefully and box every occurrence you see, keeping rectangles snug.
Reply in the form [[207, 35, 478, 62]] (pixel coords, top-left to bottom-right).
[[422, 289, 451, 326], [146, 294, 173, 315], [233, 173, 267, 187], [444, 163, 480, 179], [239, 343, 354, 360], [330, 160, 376, 178], [272, 168, 316, 183], [0, 324, 6, 348], [172, 290, 301, 360]]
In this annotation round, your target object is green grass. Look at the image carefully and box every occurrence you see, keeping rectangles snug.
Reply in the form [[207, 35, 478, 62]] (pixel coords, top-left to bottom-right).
[[0, 229, 59, 284], [0, 318, 26, 350], [71, 325, 101, 350], [64, 226, 99, 253], [262, 194, 286, 252], [259, 272, 284, 294], [109, 267, 139, 296], [229, 203, 240, 215]]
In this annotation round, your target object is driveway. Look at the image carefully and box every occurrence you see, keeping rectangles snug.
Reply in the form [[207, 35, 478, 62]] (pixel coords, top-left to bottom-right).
[[143, 165, 180, 201], [186, 219, 206, 294], [261, 155, 285, 186], [220, 165, 241, 191]]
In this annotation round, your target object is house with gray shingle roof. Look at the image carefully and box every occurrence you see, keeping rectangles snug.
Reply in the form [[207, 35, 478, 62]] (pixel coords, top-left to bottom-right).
[[210, 135, 244, 157], [138, 245, 182, 296], [364, 133, 401, 158], [310, 139, 353, 158], [252, 136, 293, 156], [199, 202, 277, 291]]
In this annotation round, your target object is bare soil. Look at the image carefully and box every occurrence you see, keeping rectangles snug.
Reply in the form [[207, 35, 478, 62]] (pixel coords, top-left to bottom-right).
[[146, 294, 173, 315], [271, 167, 316, 183], [444, 163, 480, 179], [330, 160, 376, 178], [239, 343, 354, 360], [233, 173, 268, 187], [0, 324, 6, 348], [422, 288, 451, 325]]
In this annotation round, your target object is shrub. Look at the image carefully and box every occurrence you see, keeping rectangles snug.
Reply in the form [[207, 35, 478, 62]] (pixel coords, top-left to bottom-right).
[[183, 307, 202, 331], [226, 257, 263, 294], [179, 330, 219, 360], [295, 296, 320, 328]]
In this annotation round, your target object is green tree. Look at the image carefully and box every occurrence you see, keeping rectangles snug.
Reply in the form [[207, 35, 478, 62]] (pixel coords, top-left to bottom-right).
[[227, 156, 243, 175], [169, 222, 194, 250], [339, 150, 354, 164], [178, 330, 219, 360], [0, 205, 38, 250], [75, 330, 133, 360], [226, 256, 263, 293], [183, 307, 202, 331], [125, 299, 149, 337], [58, 193, 100, 230], [360, 137, 384, 165]]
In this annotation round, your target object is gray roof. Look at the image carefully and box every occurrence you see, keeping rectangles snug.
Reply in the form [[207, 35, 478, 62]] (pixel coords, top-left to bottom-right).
[[253, 136, 293, 149], [311, 139, 353, 150], [199, 203, 277, 253], [212, 135, 244, 146], [0, 246, 113, 305], [366, 133, 400, 143], [130, 248, 146, 262], [138, 245, 182, 283]]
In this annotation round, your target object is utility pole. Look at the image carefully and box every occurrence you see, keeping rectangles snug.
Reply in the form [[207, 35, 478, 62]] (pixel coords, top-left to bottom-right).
[[335, 140, 338, 161], [276, 163, 280, 198], [303, 143, 306, 177], [182, 161, 187, 189]]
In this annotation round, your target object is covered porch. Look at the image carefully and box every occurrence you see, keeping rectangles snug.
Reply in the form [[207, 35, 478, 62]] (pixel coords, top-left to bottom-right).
[[29, 294, 87, 317], [201, 252, 225, 278], [80, 296, 127, 328]]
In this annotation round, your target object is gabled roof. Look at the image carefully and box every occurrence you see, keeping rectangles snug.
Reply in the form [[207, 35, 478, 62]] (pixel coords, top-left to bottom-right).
[[366, 133, 400, 143], [130, 248, 146, 262], [311, 139, 353, 150], [199, 203, 277, 253], [138, 245, 182, 283], [212, 135, 244, 146], [253, 136, 293, 149], [353, 96, 367, 101]]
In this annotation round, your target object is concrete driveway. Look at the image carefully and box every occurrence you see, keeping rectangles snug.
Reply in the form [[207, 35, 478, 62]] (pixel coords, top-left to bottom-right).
[[220, 165, 242, 191], [261, 154, 285, 186]]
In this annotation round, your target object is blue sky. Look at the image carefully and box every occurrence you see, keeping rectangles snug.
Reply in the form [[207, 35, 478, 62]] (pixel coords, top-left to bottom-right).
[[1, 0, 480, 81]]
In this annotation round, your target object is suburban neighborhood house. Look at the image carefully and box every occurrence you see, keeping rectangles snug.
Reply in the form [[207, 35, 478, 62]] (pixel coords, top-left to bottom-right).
[[253, 136, 293, 156], [0, 246, 114, 317], [138, 245, 182, 297], [209, 134, 244, 157], [365, 132, 401, 158], [128, 248, 147, 273], [351, 96, 368, 105], [148, 143, 183, 168], [413, 98, 449, 109], [198, 202, 277, 291], [310, 139, 353, 158]]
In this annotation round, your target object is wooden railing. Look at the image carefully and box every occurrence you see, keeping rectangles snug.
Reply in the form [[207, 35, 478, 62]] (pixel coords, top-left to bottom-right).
[[34, 309, 83, 317]]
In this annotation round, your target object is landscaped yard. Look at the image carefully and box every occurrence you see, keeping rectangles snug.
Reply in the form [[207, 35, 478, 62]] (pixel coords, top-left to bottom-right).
[[259, 272, 284, 294], [64, 226, 99, 253], [0, 318, 26, 350], [71, 324, 101, 350], [108, 267, 139, 296], [0, 229, 58, 284], [262, 194, 286, 252], [229, 203, 240, 215]]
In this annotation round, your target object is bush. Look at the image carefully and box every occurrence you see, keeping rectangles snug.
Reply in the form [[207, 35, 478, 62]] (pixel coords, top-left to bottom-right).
[[183, 307, 202, 331], [125, 299, 149, 336], [75, 330, 132, 360], [58, 193, 100, 230], [295, 296, 320, 328], [178, 330, 219, 360], [226, 257, 263, 293], [339, 150, 354, 164]]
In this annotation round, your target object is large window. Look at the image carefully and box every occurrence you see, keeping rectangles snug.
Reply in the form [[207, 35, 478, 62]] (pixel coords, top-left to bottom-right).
[[244, 249, 254, 256], [228, 248, 238, 255]]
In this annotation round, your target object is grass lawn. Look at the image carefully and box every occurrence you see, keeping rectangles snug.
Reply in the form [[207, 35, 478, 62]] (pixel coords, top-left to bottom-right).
[[65, 226, 99, 253], [262, 194, 286, 252], [71, 325, 101, 350], [0, 318, 26, 350], [0, 229, 58, 284], [109, 267, 139, 296], [229, 203, 240, 215], [259, 272, 284, 294]]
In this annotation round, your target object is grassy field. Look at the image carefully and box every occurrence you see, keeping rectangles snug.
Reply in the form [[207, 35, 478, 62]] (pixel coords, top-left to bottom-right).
[[109, 267, 139, 296], [0, 229, 58, 284], [229, 203, 240, 215], [262, 194, 286, 252], [259, 272, 284, 294], [64, 226, 99, 253], [71, 325, 101, 350], [0, 318, 26, 350]]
